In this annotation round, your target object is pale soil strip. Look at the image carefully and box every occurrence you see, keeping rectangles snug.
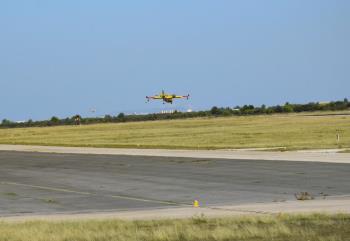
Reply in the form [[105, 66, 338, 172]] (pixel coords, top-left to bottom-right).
[[1, 198, 350, 222], [0, 145, 349, 164], [216, 198, 350, 214]]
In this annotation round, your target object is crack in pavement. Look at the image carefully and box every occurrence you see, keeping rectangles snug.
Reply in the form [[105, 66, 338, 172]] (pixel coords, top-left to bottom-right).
[[0, 181, 188, 207]]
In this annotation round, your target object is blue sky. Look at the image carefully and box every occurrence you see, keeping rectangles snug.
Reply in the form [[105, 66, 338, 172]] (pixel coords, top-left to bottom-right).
[[1, 0, 349, 120]]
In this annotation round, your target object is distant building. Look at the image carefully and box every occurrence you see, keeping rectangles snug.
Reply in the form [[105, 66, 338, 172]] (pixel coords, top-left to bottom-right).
[[160, 110, 176, 114]]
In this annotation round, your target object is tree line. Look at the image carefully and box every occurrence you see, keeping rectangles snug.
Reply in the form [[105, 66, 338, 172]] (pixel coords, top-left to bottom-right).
[[1, 98, 349, 129]]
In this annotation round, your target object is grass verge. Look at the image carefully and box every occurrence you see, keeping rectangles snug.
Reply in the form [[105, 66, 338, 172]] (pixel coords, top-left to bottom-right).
[[0, 114, 349, 150], [0, 213, 349, 241]]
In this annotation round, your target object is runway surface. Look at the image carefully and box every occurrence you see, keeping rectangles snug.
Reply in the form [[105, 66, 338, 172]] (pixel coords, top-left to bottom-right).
[[1, 151, 350, 217]]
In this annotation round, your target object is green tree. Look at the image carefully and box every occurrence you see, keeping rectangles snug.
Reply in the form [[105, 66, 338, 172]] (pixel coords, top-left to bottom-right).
[[104, 115, 113, 122], [1, 119, 11, 125], [210, 106, 220, 115], [283, 102, 294, 113], [27, 119, 33, 127], [117, 113, 125, 118], [50, 116, 60, 125]]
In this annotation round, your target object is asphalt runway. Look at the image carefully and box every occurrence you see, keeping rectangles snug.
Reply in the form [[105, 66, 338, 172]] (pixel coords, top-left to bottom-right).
[[1, 151, 350, 217]]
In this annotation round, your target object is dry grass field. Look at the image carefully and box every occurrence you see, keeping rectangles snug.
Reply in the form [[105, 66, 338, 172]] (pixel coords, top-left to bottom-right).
[[0, 113, 349, 150], [0, 214, 349, 241]]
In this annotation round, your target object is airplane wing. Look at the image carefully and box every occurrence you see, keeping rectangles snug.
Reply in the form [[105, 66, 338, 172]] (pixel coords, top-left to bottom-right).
[[146, 95, 163, 101], [173, 94, 190, 99]]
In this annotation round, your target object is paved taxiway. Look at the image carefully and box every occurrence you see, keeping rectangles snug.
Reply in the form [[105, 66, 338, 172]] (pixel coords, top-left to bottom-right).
[[1, 151, 349, 217]]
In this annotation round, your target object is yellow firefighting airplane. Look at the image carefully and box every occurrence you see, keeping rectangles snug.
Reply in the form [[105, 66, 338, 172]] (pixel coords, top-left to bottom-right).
[[146, 90, 190, 104]]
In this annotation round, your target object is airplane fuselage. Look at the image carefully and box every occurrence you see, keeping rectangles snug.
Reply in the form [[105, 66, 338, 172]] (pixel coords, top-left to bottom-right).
[[146, 91, 189, 104], [163, 98, 173, 104]]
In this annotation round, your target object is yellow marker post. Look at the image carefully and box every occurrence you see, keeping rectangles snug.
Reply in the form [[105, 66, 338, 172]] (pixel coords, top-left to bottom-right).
[[193, 200, 200, 208]]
